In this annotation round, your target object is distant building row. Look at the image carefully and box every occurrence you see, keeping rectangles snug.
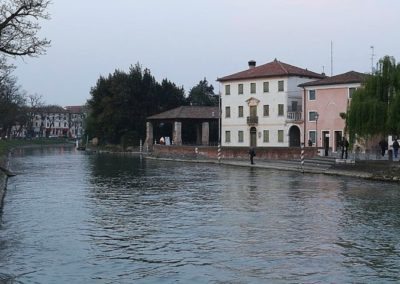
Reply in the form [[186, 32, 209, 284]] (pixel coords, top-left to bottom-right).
[[11, 105, 86, 139]]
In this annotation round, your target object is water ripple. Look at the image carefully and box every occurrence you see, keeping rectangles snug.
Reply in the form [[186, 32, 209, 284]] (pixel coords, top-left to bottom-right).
[[0, 148, 400, 283]]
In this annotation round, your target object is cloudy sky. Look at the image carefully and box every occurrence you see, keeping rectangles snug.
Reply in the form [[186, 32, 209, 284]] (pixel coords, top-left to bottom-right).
[[12, 0, 400, 106]]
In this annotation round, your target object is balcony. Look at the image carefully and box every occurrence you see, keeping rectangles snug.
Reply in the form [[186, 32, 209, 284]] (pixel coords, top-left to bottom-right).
[[287, 111, 303, 122], [247, 116, 258, 125]]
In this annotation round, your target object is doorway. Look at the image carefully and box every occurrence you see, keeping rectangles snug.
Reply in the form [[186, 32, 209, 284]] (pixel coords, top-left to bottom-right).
[[289, 126, 300, 147], [322, 131, 330, 156], [250, 127, 257, 148], [334, 131, 342, 152]]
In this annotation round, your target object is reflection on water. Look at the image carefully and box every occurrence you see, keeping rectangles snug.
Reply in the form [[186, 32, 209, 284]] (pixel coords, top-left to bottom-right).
[[1, 147, 400, 283]]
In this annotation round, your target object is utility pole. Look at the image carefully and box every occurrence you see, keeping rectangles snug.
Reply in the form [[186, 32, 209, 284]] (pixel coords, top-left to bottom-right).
[[370, 45, 375, 74], [330, 41, 333, 76]]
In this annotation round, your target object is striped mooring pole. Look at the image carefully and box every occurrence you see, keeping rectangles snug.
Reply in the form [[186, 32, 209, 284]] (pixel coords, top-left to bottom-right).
[[218, 143, 221, 163], [300, 143, 305, 173], [139, 139, 143, 153]]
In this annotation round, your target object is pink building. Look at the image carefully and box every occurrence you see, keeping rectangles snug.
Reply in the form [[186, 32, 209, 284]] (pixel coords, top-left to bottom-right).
[[299, 71, 367, 154]]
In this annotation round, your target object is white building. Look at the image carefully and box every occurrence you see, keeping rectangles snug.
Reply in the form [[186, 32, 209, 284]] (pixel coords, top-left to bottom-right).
[[11, 105, 86, 139], [217, 59, 325, 147]]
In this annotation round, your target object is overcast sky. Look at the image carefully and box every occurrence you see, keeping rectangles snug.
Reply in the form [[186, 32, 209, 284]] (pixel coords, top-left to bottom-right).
[[12, 0, 400, 106]]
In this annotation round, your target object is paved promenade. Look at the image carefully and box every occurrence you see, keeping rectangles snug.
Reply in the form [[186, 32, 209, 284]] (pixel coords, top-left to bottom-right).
[[147, 152, 400, 182]]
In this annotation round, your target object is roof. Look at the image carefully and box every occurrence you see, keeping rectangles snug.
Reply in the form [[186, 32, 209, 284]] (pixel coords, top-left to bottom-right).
[[147, 106, 220, 120], [298, 71, 369, 87], [65, 105, 85, 113], [217, 59, 325, 82], [38, 105, 67, 113]]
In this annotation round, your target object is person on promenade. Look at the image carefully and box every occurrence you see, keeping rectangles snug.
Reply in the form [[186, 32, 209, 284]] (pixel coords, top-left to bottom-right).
[[393, 139, 399, 158], [249, 148, 256, 165], [341, 137, 349, 159], [379, 139, 388, 157]]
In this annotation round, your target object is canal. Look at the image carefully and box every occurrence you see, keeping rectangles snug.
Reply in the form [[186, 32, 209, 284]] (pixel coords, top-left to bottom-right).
[[1, 147, 400, 283]]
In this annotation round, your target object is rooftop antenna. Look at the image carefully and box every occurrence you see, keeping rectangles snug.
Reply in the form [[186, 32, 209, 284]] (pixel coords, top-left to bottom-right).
[[370, 45, 375, 74], [330, 41, 333, 76]]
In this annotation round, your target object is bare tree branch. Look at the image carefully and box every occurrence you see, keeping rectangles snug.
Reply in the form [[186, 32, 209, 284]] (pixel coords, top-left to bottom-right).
[[0, 0, 51, 57]]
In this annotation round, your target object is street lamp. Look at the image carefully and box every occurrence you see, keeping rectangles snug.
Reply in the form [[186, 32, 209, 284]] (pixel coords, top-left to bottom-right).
[[315, 112, 319, 148]]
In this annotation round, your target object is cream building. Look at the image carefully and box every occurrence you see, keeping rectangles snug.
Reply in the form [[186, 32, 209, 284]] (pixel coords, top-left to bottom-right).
[[217, 59, 324, 148]]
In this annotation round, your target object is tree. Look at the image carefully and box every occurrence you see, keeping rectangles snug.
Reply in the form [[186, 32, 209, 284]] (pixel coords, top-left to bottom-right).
[[0, 0, 51, 57], [186, 78, 218, 106], [86, 63, 186, 145], [347, 56, 400, 143], [0, 72, 25, 138], [24, 93, 44, 137]]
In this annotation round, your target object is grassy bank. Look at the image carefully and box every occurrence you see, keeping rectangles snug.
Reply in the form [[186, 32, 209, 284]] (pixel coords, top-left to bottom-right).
[[0, 138, 74, 156]]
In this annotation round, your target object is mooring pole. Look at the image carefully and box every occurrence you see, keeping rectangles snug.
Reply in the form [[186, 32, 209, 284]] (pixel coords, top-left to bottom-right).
[[300, 143, 305, 173]]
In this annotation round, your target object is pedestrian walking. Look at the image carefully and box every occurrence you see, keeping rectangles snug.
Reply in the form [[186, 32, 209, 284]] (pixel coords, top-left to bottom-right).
[[249, 148, 256, 165], [341, 137, 349, 159], [393, 139, 399, 158], [379, 139, 388, 157]]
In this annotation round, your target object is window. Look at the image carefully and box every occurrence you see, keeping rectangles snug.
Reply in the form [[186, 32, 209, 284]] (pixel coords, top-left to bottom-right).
[[309, 90, 316, 100], [250, 83, 256, 94], [278, 80, 284, 92], [225, 85, 230, 95], [278, 104, 284, 116], [225, 131, 231, 143], [349, 87, 357, 98], [309, 131, 316, 144], [263, 81, 269, 92], [238, 131, 244, 143], [309, 111, 318, 121], [278, 130, 284, 143], [238, 84, 243, 95], [250, 105, 257, 117], [263, 105, 270, 116], [238, 106, 243, 117], [225, 106, 231, 118], [263, 130, 269, 142]]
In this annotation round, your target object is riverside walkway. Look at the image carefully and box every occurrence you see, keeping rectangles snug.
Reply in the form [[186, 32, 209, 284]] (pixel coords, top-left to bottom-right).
[[147, 152, 400, 182]]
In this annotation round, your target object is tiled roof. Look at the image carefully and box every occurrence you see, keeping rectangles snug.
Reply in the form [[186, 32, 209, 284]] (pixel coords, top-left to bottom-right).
[[298, 71, 369, 87], [65, 105, 85, 113], [38, 105, 67, 113], [217, 59, 325, 82], [147, 106, 220, 120]]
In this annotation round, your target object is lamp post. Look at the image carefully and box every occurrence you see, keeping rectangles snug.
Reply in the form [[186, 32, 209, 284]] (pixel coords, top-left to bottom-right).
[[315, 112, 319, 149]]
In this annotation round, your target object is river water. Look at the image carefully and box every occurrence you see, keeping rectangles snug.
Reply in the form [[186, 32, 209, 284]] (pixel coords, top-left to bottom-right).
[[0, 147, 400, 283]]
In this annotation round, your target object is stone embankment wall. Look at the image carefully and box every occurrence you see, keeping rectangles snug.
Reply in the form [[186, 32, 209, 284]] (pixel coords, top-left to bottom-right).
[[151, 145, 316, 160], [0, 156, 8, 209]]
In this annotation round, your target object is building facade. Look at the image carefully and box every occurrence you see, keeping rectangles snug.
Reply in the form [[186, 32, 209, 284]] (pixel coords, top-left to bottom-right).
[[11, 105, 86, 139], [299, 71, 367, 153], [217, 59, 325, 148]]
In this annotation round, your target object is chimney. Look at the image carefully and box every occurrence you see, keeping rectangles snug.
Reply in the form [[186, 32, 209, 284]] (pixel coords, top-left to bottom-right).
[[248, 60, 256, 69]]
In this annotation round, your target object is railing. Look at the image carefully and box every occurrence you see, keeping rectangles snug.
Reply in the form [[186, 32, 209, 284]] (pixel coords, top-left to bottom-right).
[[247, 116, 258, 125], [287, 112, 302, 121]]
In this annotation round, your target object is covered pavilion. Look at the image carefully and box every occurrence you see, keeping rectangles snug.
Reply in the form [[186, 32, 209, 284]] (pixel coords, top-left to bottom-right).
[[145, 106, 219, 147]]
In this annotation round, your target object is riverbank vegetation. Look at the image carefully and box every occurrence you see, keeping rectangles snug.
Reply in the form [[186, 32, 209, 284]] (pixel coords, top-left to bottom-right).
[[347, 56, 400, 143], [86, 64, 217, 146], [0, 0, 51, 139], [0, 138, 71, 156]]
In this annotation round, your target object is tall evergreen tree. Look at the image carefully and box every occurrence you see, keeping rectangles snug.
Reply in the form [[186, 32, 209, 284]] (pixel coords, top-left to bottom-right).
[[86, 63, 186, 145], [186, 78, 218, 106]]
